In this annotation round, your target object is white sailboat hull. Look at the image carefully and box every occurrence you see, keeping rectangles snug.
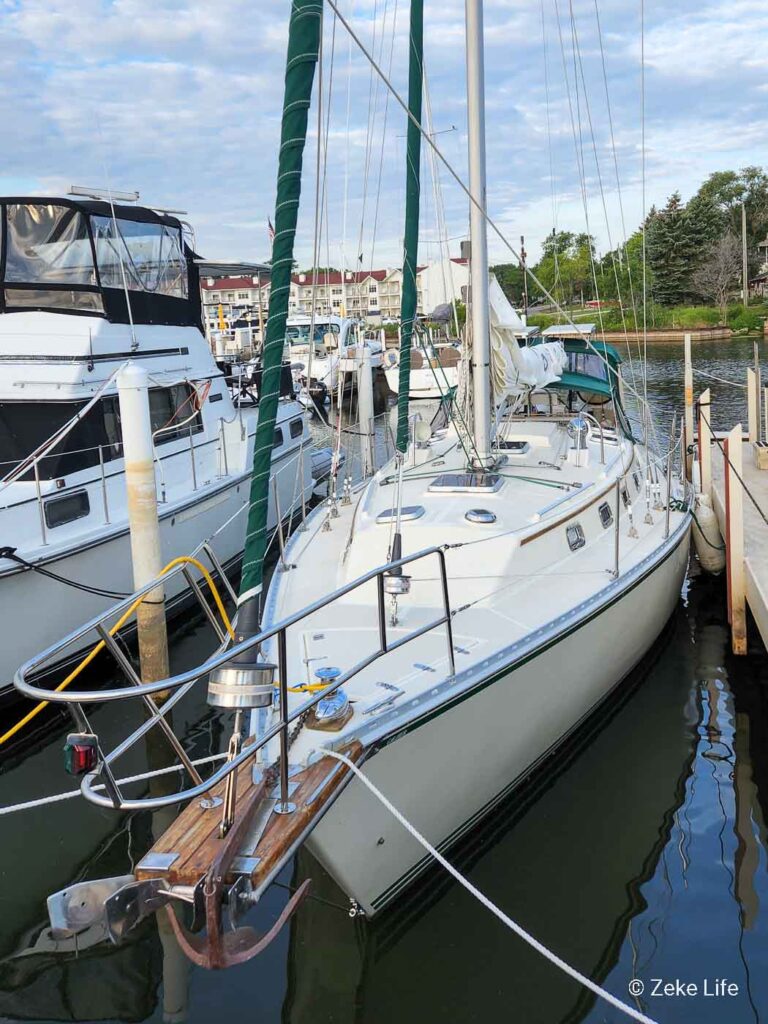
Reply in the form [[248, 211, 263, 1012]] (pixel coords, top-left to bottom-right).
[[384, 362, 458, 400], [306, 525, 689, 915]]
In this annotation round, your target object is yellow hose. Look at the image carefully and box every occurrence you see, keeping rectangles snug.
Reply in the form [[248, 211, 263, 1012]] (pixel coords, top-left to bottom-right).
[[0, 555, 235, 748]]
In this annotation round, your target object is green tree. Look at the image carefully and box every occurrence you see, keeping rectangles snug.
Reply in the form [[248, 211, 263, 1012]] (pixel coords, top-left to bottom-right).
[[646, 193, 698, 305], [490, 263, 524, 305]]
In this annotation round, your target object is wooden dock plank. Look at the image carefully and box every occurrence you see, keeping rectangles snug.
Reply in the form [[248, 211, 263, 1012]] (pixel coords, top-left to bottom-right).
[[711, 438, 768, 652]]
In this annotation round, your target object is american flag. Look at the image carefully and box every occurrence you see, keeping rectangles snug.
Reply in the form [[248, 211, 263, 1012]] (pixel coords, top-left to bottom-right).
[[268, 218, 275, 244]]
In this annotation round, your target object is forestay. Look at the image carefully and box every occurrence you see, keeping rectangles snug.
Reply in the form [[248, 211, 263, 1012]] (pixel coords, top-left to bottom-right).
[[488, 276, 566, 400]]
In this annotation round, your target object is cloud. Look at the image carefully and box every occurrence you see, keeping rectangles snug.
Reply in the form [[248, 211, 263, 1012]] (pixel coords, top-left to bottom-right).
[[0, 0, 763, 267]]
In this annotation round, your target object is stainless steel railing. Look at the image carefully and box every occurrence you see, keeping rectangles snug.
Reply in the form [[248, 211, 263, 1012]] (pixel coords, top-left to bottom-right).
[[14, 544, 456, 813]]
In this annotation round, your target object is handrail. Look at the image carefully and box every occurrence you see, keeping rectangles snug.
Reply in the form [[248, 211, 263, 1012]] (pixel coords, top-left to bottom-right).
[[14, 544, 456, 811]]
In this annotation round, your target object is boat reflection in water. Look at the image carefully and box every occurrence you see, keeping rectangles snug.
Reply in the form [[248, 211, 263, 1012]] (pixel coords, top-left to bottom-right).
[[2, 572, 768, 1023]]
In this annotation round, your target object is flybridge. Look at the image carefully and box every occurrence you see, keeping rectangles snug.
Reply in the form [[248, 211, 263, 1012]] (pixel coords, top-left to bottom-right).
[[0, 198, 203, 329]]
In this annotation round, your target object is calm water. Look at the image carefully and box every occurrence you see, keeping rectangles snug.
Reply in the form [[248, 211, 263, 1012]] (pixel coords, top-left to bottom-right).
[[1, 337, 768, 1024]]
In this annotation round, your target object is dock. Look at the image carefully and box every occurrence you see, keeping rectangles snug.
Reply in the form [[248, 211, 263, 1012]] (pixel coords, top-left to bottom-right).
[[689, 332, 768, 655]]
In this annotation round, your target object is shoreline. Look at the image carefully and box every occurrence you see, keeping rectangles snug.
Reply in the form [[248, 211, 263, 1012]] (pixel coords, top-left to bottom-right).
[[600, 326, 735, 343]]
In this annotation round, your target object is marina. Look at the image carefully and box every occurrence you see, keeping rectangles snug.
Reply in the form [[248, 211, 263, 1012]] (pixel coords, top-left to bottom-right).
[[0, 0, 768, 1021]]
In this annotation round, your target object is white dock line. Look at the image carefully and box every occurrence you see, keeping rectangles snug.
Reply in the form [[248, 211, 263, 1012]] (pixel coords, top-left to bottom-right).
[[324, 749, 659, 1024], [0, 752, 228, 816]]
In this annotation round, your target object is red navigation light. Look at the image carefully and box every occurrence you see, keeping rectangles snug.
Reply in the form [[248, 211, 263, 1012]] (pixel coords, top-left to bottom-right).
[[64, 733, 98, 775]]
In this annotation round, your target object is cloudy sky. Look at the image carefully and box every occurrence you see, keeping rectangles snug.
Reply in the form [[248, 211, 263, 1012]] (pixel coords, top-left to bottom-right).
[[1, 0, 765, 266]]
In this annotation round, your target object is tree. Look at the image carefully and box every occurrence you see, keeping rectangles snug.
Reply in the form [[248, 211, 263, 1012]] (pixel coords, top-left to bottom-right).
[[694, 167, 768, 272], [645, 193, 696, 305], [691, 233, 742, 322], [490, 263, 524, 305]]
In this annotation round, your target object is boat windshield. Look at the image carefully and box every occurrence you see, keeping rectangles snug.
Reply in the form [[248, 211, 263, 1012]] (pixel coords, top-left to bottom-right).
[[91, 216, 187, 298], [0, 199, 199, 326], [286, 323, 339, 344]]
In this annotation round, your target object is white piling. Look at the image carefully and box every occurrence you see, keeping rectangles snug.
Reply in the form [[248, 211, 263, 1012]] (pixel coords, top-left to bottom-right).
[[357, 343, 375, 477], [214, 331, 225, 361], [724, 423, 747, 655], [117, 363, 170, 684], [698, 388, 712, 499], [684, 332, 694, 481], [747, 368, 758, 444]]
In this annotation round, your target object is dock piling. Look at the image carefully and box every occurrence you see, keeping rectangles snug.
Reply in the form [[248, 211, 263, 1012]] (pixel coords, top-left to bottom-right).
[[117, 363, 170, 686], [724, 424, 747, 655], [698, 389, 712, 499], [684, 333, 694, 481], [747, 368, 758, 444]]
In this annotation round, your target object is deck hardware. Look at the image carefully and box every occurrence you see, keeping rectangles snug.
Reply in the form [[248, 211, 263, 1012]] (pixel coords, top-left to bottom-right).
[[465, 508, 496, 524], [138, 851, 180, 872], [208, 657, 277, 710], [230, 855, 262, 876], [199, 796, 223, 810], [429, 472, 502, 493], [376, 505, 425, 524], [105, 878, 168, 943], [362, 682, 405, 716], [414, 662, 436, 672], [47, 875, 135, 937], [383, 574, 411, 595]]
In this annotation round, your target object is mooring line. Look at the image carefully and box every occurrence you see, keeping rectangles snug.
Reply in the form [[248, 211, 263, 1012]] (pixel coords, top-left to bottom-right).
[[0, 752, 228, 816], [324, 749, 659, 1024]]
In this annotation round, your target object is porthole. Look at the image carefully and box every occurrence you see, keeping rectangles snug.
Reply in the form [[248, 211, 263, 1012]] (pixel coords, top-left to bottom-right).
[[566, 523, 586, 551], [621, 486, 630, 507], [598, 502, 613, 529], [44, 490, 90, 529]]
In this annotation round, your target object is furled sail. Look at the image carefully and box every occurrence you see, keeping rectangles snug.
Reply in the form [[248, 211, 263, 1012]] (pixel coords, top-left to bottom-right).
[[237, 0, 321, 632], [488, 276, 566, 400], [396, 0, 424, 453]]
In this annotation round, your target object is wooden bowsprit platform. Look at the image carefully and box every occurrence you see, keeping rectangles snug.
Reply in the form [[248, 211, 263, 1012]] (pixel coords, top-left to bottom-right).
[[136, 740, 363, 894]]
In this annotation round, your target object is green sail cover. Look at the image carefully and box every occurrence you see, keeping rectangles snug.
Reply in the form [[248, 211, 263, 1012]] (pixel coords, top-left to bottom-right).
[[239, 0, 321, 615], [396, 0, 424, 453]]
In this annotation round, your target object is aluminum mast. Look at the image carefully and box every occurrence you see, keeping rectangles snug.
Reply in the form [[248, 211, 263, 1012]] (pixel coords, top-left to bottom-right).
[[465, 0, 493, 467]]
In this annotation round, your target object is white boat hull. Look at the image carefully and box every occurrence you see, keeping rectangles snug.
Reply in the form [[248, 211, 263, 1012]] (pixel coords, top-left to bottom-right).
[[306, 525, 690, 915], [0, 444, 311, 702], [384, 362, 458, 399]]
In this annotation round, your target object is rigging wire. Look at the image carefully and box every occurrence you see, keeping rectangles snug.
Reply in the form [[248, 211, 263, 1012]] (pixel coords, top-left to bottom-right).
[[323, 0, 662, 450]]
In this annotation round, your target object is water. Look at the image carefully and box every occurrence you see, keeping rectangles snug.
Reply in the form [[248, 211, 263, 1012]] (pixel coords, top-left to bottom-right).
[[1, 337, 767, 1024]]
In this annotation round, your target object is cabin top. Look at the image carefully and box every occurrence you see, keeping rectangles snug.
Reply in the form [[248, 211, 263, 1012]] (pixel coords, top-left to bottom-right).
[[0, 197, 202, 330]]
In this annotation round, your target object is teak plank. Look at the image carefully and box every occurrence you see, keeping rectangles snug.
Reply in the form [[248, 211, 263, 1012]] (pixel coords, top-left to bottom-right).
[[136, 740, 363, 888]]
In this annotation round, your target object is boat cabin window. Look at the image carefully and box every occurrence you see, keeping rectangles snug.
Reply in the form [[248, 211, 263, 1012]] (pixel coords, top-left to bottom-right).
[[289, 418, 304, 439], [3, 203, 104, 314], [91, 216, 187, 298], [286, 323, 339, 345], [273, 427, 284, 448], [0, 384, 202, 480], [44, 490, 90, 529], [565, 351, 609, 382], [148, 385, 203, 443]]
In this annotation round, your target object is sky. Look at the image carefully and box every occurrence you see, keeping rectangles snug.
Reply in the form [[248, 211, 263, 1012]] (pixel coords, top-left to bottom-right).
[[0, 0, 765, 267]]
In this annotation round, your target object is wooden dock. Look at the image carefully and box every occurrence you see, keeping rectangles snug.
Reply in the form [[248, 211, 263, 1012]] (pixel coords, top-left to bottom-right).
[[691, 331, 768, 655]]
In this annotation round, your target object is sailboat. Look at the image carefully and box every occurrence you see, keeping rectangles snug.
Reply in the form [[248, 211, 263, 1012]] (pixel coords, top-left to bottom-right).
[[18, 0, 691, 971]]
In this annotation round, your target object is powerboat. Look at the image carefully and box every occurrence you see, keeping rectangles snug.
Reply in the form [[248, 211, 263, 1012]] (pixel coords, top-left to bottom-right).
[[0, 196, 314, 712]]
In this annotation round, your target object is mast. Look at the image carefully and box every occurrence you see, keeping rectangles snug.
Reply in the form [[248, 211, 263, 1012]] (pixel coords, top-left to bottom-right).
[[235, 0, 321, 641], [395, 0, 424, 453], [465, 0, 493, 467]]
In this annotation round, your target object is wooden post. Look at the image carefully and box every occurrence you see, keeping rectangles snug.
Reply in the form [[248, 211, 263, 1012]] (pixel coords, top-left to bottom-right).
[[699, 388, 712, 499], [684, 332, 693, 481], [725, 424, 747, 655], [747, 367, 758, 444]]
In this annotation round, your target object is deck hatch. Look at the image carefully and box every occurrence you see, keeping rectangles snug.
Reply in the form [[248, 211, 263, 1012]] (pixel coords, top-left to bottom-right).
[[429, 473, 502, 494], [376, 505, 426, 524]]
